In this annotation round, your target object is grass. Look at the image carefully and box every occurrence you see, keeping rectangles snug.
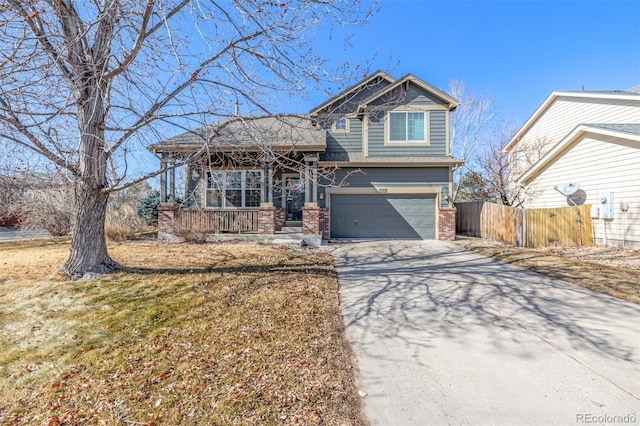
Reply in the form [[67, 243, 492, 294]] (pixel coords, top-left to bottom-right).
[[454, 238, 640, 304], [0, 239, 363, 425]]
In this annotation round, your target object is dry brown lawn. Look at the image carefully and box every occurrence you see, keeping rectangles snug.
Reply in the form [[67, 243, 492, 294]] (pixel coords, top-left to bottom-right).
[[454, 237, 640, 304], [0, 239, 363, 425]]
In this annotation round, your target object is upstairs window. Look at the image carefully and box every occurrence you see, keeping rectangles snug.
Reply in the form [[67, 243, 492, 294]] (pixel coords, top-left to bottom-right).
[[389, 111, 426, 143], [332, 118, 349, 132]]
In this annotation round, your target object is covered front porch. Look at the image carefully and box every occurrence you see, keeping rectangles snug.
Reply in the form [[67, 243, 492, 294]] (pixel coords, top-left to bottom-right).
[[151, 115, 329, 245], [157, 162, 327, 246]]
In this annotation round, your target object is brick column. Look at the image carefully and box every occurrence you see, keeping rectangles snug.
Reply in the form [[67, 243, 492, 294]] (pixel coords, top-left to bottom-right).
[[158, 204, 178, 240], [302, 206, 320, 235], [438, 207, 456, 241], [275, 208, 285, 232], [319, 208, 329, 239], [258, 206, 276, 234]]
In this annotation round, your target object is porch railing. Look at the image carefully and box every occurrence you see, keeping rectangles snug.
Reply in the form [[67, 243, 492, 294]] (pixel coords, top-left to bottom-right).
[[177, 209, 259, 233]]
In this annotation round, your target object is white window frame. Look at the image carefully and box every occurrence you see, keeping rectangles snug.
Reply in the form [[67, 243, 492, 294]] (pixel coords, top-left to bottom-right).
[[205, 170, 262, 209], [387, 111, 427, 143], [332, 117, 349, 133]]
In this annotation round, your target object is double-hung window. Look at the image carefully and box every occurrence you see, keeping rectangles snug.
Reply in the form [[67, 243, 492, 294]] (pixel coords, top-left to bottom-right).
[[205, 170, 262, 208], [388, 111, 426, 143]]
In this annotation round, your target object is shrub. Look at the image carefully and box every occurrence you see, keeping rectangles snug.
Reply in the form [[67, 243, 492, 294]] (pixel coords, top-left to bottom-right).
[[137, 191, 160, 226], [20, 187, 74, 236], [105, 189, 148, 241]]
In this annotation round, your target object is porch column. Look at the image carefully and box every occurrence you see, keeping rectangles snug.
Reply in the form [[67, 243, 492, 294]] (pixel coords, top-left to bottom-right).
[[169, 165, 176, 203], [158, 204, 179, 240], [160, 160, 167, 203], [160, 158, 176, 205], [260, 162, 266, 204], [311, 161, 318, 204], [258, 206, 276, 234], [268, 164, 274, 204], [304, 161, 311, 204]]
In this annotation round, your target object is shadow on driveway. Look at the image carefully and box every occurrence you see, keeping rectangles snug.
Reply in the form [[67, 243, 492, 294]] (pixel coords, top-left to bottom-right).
[[331, 240, 640, 425]]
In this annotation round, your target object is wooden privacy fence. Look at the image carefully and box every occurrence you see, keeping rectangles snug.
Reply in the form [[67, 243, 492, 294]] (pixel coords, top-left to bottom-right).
[[455, 202, 593, 248], [177, 209, 258, 233], [525, 205, 593, 248], [456, 202, 524, 246]]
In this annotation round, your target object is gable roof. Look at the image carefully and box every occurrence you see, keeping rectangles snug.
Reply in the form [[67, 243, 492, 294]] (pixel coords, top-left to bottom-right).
[[309, 71, 396, 117], [309, 71, 459, 117], [517, 123, 640, 185], [504, 89, 640, 153], [358, 73, 460, 112], [150, 115, 326, 154]]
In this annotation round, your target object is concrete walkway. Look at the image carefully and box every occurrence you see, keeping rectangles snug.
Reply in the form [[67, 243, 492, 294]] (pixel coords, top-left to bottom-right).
[[331, 240, 640, 425]]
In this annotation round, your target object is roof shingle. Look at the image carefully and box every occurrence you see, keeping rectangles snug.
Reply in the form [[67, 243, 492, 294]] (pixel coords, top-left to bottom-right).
[[151, 115, 326, 153]]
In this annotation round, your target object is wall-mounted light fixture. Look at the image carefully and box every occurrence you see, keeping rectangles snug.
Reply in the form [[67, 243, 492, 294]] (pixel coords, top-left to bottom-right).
[[442, 187, 450, 205], [319, 192, 324, 200]]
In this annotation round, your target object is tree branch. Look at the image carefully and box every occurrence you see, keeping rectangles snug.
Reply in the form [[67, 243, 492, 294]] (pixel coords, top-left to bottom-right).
[[103, 0, 157, 80], [7, 1, 76, 91]]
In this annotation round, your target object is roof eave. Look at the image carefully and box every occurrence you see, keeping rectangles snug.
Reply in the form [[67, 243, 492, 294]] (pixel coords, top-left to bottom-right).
[[517, 124, 640, 185], [150, 144, 327, 154], [504, 90, 640, 153], [318, 159, 463, 167], [357, 74, 460, 113], [309, 71, 396, 117]]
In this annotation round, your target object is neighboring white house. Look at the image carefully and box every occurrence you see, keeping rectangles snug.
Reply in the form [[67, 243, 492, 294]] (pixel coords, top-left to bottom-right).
[[504, 88, 640, 249]]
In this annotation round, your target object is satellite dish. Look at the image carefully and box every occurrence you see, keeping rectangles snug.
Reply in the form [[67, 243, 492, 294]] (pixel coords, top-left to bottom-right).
[[553, 182, 580, 196]]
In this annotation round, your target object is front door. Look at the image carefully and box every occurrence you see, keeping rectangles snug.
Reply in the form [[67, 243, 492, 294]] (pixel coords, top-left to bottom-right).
[[285, 177, 304, 223]]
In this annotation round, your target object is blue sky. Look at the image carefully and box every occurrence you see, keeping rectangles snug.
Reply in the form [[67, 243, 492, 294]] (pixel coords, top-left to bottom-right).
[[297, 0, 640, 126]]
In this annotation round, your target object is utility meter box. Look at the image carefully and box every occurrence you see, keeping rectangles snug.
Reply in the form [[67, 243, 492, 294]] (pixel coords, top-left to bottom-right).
[[590, 206, 600, 219], [599, 192, 615, 219]]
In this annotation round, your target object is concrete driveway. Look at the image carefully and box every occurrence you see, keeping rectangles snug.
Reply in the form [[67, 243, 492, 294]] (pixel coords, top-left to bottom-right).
[[331, 240, 640, 425]]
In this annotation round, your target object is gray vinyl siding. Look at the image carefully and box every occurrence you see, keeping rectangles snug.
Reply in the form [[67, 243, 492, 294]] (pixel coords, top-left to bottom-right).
[[404, 85, 440, 106], [319, 167, 450, 208], [430, 110, 447, 150], [368, 114, 385, 151], [367, 110, 447, 157], [326, 118, 362, 154]]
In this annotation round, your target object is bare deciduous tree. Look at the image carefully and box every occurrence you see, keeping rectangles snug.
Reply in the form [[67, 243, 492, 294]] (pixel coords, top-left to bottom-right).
[[0, 174, 22, 226], [457, 126, 547, 207], [19, 178, 75, 237], [0, 1, 375, 278], [448, 80, 495, 200]]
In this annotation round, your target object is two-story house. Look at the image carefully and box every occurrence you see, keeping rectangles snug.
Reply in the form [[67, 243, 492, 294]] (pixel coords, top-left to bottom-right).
[[151, 71, 461, 244]]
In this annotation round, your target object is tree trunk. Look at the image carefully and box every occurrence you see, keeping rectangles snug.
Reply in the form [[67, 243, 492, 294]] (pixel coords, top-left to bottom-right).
[[62, 179, 116, 279]]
